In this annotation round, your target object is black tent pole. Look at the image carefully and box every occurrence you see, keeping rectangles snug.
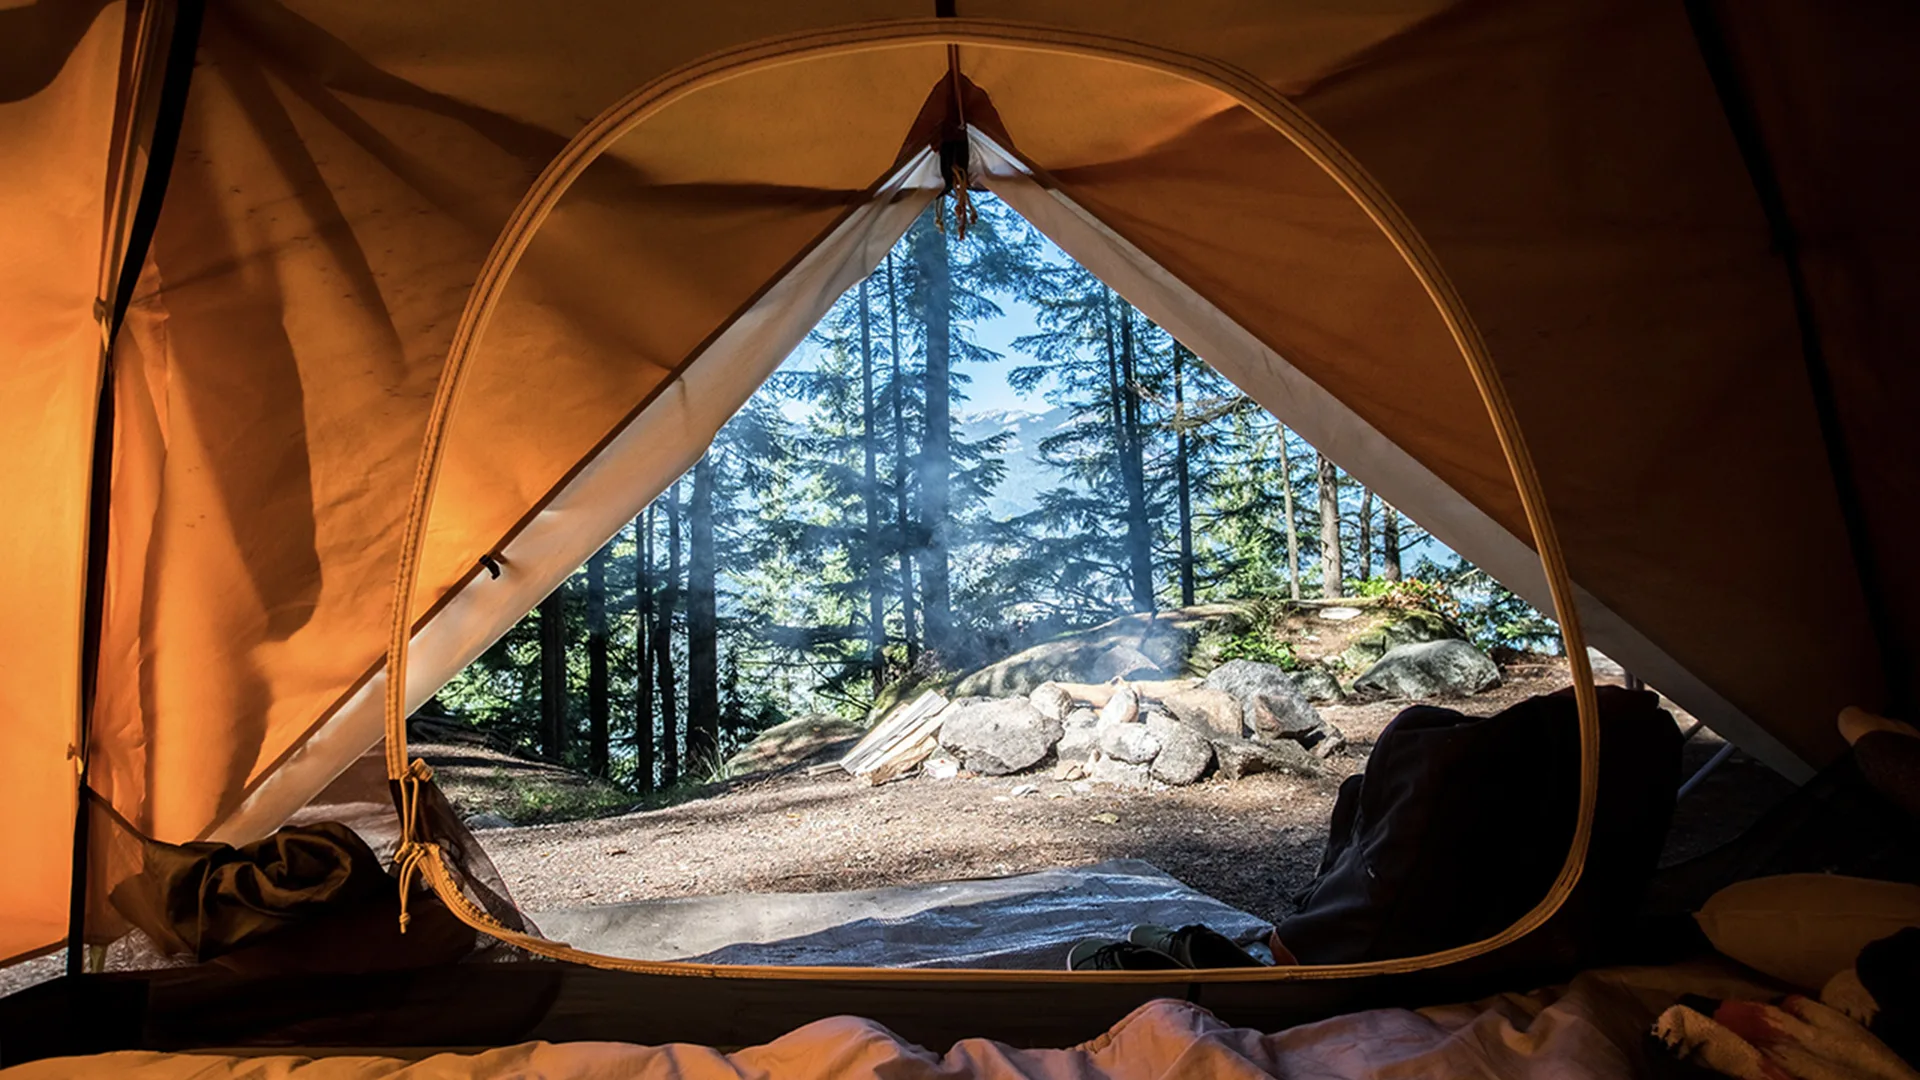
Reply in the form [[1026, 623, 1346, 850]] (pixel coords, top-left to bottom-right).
[[65, 0, 206, 979], [1682, 1, 1910, 720]]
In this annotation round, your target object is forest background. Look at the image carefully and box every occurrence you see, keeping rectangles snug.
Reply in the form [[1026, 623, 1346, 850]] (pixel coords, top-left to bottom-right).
[[435, 194, 1559, 793]]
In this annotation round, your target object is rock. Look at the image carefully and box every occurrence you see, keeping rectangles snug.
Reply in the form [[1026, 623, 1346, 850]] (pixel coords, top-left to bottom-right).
[[464, 812, 515, 830], [1161, 686, 1244, 738], [724, 712, 867, 775], [1204, 660, 1322, 738], [1053, 759, 1087, 782], [1099, 723, 1161, 764], [1099, 684, 1141, 726], [1009, 783, 1039, 797], [1146, 714, 1214, 784], [1092, 645, 1163, 683], [1209, 736, 1322, 780], [923, 747, 962, 780], [1055, 707, 1102, 764], [1089, 755, 1152, 790], [936, 698, 1064, 775], [1311, 723, 1347, 759], [1318, 606, 1364, 622], [1339, 608, 1461, 670], [949, 609, 1233, 697], [1029, 682, 1075, 722], [1352, 639, 1502, 700], [1293, 666, 1346, 705]]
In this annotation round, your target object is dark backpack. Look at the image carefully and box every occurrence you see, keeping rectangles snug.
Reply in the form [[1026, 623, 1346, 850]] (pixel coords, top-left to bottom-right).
[[1276, 685, 1682, 969]]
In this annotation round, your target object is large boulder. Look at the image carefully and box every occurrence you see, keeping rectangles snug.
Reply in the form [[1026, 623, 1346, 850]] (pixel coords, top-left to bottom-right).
[[1209, 736, 1322, 780], [936, 698, 1064, 774], [1089, 755, 1152, 790], [1029, 682, 1075, 722], [1160, 686, 1244, 738], [1099, 684, 1141, 726], [949, 608, 1239, 697], [1202, 660, 1322, 739], [1145, 714, 1214, 784], [1099, 723, 1161, 765], [1351, 639, 1502, 700], [1293, 666, 1346, 705], [1339, 608, 1461, 671], [1055, 707, 1102, 764], [724, 713, 867, 776]]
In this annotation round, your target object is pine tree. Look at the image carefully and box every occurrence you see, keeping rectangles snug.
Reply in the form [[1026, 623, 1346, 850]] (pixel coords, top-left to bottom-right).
[[885, 252, 920, 667], [686, 453, 719, 775], [1171, 343, 1196, 606], [1279, 423, 1302, 600], [1110, 297, 1155, 612], [1382, 501, 1404, 582], [538, 583, 569, 760], [1318, 452, 1342, 599], [913, 211, 955, 655], [654, 480, 681, 787], [585, 543, 611, 776], [859, 278, 886, 692], [633, 510, 654, 792], [1356, 485, 1374, 584]]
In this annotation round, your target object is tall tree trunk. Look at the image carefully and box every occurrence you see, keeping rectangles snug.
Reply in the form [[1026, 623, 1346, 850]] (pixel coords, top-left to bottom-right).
[[633, 511, 654, 793], [1382, 502, 1403, 582], [914, 214, 953, 654], [1104, 295, 1154, 612], [1356, 486, 1374, 583], [1317, 452, 1343, 599], [1172, 343, 1195, 607], [585, 544, 610, 777], [859, 278, 885, 694], [686, 455, 719, 776], [886, 252, 920, 666], [538, 584, 568, 761], [1279, 423, 1301, 601], [653, 481, 681, 787]]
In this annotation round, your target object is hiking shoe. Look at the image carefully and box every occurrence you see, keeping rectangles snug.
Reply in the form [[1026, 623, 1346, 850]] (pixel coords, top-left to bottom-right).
[[1066, 938, 1184, 971], [1127, 923, 1267, 968]]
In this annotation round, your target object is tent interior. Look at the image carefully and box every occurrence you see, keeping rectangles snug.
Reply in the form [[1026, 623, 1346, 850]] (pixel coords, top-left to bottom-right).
[[2, 0, 1917, 1070]]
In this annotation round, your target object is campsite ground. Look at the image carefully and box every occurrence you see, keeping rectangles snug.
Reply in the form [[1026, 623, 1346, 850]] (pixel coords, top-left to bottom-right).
[[0, 656, 1791, 996], [478, 655, 1783, 927]]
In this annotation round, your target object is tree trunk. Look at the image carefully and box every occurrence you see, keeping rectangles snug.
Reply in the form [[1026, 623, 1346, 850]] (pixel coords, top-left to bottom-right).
[[686, 455, 719, 777], [914, 214, 953, 654], [538, 583, 568, 761], [1279, 423, 1301, 601], [886, 252, 920, 666], [1106, 296, 1154, 612], [1173, 344, 1195, 607], [1318, 452, 1343, 599], [585, 544, 610, 777], [1356, 486, 1374, 584], [633, 510, 654, 793], [859, 280, 886, 694], [653, 481, 681, 787], [1382, 502, 1404, 582]]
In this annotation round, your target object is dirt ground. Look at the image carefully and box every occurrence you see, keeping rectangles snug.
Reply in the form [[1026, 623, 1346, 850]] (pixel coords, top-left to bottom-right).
[[480, 657, 1787, 927]]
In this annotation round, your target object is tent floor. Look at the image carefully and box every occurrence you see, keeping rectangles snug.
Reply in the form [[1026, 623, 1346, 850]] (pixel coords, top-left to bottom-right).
[[0, 957, 1579, 1066]]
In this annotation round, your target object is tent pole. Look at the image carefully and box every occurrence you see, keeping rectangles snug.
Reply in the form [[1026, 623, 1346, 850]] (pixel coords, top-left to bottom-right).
[[1683, 1, 1909, 719], [65, 0, 206, 978]]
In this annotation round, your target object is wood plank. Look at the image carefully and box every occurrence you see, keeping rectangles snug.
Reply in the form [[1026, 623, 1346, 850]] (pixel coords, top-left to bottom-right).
[[838, 691, 947, 774]]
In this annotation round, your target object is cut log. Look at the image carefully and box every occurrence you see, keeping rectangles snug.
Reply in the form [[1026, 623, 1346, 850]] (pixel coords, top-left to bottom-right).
[[1048, 679, 1198, 708], [838, 690, 949, 776]]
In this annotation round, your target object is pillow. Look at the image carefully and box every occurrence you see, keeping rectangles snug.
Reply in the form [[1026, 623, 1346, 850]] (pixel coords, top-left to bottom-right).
[[1696, 874, 1920, 991]]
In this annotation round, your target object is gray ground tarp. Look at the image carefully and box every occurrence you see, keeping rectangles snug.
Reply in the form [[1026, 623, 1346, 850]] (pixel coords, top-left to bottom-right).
[[530, 859, 1273, 969]]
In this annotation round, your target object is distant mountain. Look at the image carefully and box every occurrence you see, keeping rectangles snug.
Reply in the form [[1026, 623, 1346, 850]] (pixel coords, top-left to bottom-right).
[[956, 405, 1078, 517]]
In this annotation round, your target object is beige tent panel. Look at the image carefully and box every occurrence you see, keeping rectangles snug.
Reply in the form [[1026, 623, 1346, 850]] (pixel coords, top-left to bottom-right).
[[0, 1, 129, 966]]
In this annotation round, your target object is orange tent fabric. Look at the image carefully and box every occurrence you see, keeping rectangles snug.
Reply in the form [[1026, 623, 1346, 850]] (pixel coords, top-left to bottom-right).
[[1, 0, 1913, 970]]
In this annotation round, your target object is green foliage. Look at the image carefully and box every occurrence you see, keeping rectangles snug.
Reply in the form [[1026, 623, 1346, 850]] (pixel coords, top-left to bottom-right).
[[1216, 626, 1300, 670]]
